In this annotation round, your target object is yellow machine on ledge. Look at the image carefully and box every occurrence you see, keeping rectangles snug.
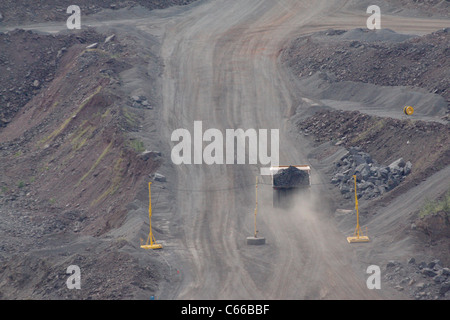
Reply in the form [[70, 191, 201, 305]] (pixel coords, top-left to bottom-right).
[[141, 182, 163, 250], [347, 175, 370, 243], [403, 106, 414, 116]]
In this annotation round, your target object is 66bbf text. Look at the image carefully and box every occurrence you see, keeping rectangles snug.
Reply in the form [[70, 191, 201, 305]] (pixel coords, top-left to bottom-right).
[[225, 305, 269, 316]]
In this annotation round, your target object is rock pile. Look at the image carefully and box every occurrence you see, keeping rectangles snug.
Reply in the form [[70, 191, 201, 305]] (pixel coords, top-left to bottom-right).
[[130, 95, 152, 109], [384, 258, 450, 300], [282, 28, 450, 103], [332, 147, 412, 200]]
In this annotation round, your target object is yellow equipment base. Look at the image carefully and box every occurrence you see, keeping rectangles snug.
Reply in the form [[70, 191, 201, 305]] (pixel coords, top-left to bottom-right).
[[141, 244, 163, 250], [347, 236, 370, 243]]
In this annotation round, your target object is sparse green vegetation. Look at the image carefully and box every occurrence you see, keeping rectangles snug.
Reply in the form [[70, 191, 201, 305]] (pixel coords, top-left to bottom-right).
[[122, 107, 138, 127], [101, 108, 111, 118], [17, 181, 25, 189], [76, 141, 113, 186], [71, 121, 94, 151], [419, 190, 450, 219], [39, 86, 103, 146], [351, 119, 386, 145], [92, 156, 124, 206], [128, 139, 145, 153]]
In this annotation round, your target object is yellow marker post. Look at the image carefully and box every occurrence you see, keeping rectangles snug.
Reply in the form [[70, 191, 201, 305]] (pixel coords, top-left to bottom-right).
[[247, 176, 265, 245], [141, 182, 163, 250], [347, 175, 370, 243], [254, 176, 258, 238]]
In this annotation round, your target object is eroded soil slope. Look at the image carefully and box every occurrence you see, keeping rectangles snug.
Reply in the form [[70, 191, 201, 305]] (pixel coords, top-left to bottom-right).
[[283, 28, 450, 106], [0, 28, 161, 299]]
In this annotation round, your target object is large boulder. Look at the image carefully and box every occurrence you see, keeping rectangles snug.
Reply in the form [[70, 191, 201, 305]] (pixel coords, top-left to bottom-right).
[[154, 173, 166, 182], [440, 282, 450, 296], [389, 158, 406, 171], [404, 161, 413, 175], [348, 146, 361, 155], [140, 150, 161, 161], [377, 167, 389, 179], [422, 268, 438, 277]]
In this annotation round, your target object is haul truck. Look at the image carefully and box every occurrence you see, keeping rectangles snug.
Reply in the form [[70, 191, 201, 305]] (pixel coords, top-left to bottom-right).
[[270, 165, 311, 208]]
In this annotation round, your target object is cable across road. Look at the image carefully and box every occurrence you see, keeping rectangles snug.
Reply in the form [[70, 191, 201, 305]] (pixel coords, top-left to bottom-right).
[[151, 181, 329, 193]]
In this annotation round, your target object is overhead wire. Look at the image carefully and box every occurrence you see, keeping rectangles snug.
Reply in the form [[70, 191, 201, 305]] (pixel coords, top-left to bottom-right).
[[150, 181, 328, 193]]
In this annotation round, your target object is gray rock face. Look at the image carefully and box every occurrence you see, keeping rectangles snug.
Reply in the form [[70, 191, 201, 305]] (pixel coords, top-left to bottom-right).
[[422, 268, 438, 277], [440, 282, 450, 296]]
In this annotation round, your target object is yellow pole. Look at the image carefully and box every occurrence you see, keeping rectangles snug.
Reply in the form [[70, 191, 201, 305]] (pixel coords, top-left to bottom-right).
[[149, 182, 153, 245], [347, 176, 369, 243], [142, 181, 162, 249], [354, 175, 361, 238], [144, 182, 153, 246], [247, 175, 265, 245], [254, 176, 258, 238]]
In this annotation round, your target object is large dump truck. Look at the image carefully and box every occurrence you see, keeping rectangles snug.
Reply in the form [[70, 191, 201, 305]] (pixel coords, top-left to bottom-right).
[[270, 165, 311, 208]]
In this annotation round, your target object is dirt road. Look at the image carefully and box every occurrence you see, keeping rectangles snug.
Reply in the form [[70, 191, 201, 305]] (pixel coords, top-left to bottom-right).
[[154, 0, 448, 300], [149, 0, 446, 300], [2, 0, 447, 299]]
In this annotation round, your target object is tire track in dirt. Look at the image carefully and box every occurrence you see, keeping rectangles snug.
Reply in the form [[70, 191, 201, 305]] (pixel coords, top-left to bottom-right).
[[157, 0, 391, 299], [157, 0, 448, 299]]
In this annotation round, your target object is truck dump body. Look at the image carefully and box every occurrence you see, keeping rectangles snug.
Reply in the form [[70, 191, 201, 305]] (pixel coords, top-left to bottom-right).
[[273, 166, 310, 189], [271, 166, 311, 208]]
